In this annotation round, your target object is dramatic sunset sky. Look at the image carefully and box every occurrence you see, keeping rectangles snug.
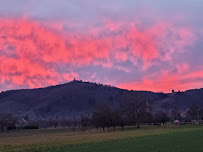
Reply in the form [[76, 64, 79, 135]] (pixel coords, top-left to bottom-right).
[[0, 0, 203, 93]]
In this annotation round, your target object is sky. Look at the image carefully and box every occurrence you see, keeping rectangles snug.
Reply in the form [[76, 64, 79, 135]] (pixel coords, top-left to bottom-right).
[[0, 0, 203, 93]]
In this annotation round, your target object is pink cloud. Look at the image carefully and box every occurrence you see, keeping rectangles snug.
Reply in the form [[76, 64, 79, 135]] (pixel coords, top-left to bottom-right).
[[119, 64, 203, 93], [0, 17, 196, 90]]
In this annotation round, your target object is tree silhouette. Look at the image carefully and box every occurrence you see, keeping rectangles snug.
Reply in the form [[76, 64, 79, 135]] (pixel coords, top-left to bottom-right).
[[121, 92, 152, 128], [187, 104, 199, 120]]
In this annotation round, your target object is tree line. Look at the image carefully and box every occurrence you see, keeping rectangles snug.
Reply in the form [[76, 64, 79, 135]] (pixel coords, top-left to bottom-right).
[[1, 92, 203, 132]]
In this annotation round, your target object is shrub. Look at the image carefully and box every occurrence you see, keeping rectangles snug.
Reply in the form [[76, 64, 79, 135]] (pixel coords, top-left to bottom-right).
[[7, 126, 16, 130], [23, 126, 39, 129]]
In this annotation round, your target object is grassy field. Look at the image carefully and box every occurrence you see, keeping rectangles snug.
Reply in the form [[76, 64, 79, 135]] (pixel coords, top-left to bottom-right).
[[0, 125, 202, 152]]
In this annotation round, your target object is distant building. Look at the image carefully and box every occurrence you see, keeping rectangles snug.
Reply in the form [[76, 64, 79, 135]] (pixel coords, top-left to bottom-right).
[[72, 78, 82, 83], [172, 90, 174, 93]]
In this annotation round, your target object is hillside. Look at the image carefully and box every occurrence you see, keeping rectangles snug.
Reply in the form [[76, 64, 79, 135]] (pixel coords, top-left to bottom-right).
[[0, 80, 202, 119]]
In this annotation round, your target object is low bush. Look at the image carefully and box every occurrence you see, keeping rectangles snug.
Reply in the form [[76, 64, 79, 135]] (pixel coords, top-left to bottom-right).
[[23, 126, 39, 129]]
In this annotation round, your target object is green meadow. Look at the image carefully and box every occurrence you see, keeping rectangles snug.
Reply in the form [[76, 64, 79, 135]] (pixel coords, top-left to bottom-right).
[[0, 125, 202, 152]]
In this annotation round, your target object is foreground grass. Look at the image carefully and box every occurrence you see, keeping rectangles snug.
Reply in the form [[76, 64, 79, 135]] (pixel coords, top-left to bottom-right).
[[0, 125, 202, 152]]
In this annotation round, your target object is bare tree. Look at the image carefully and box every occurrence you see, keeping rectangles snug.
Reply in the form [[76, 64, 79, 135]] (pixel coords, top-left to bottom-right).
[[121, 92, 151, 128], [0, 113, 17, 132], [81, 115, 92, 131], [171, 107, 181, 121], [0, 114, 7, 132], [92, 112, 101, 133], [154, 111, 170, 126], [71, 116, 77, 134], [187, 104, 200, 120], [199, 109, 203, 120], [92, 103, 112, 132], [53, 120, 59, 128], [111, 109, 121, 131], [59, 118, 71, 128], [119, 114, 127, 131]]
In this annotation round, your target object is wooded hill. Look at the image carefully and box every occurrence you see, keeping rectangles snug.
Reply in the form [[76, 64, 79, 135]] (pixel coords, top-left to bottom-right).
[[0, 80, 202, 119]]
